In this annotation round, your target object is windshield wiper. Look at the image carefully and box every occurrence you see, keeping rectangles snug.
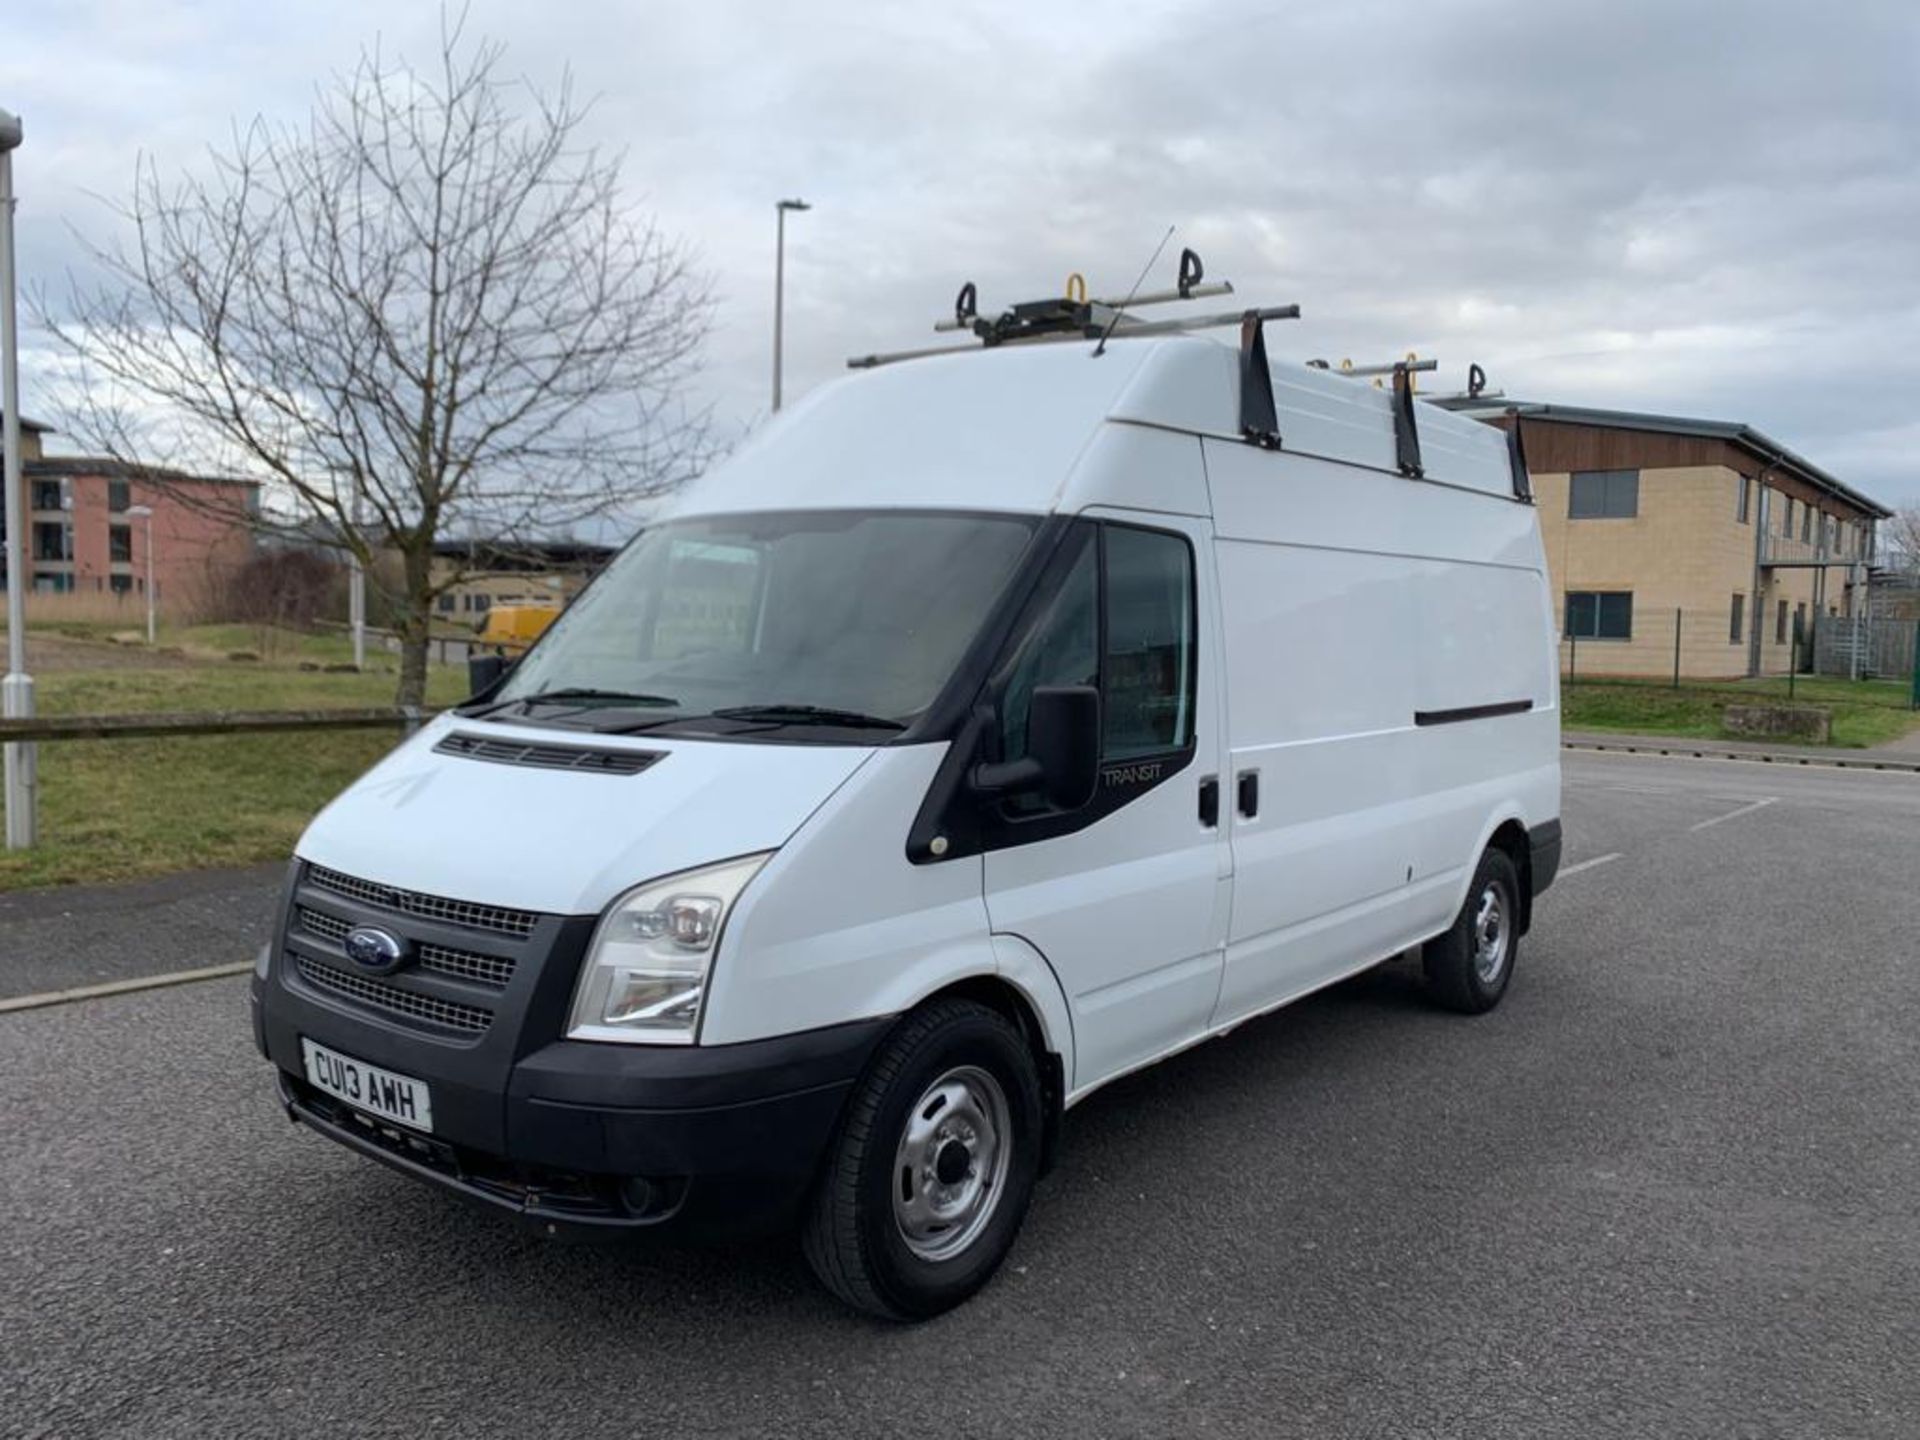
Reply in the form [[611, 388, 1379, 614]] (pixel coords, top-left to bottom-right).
[[465, 686, 681, 719], [522, 687, 681, 707], [708, 704, 906, 731]]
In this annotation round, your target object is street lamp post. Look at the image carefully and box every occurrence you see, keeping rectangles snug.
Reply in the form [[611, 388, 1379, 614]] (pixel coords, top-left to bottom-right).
[[772, 198, 810, 412], [126, 504, 156, 644], [0, 106, 33, 849], [347, 482, 366, 671]]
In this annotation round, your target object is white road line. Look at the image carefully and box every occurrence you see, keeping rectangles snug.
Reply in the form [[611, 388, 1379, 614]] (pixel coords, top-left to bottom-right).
[[0, 960, 253, 1016], [1689, 796, 1779, 833], [1556, 852, 1623, 878]]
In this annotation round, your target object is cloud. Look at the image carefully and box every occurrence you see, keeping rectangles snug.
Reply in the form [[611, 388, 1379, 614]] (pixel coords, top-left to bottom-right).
[[6, 0, 1916, 508]]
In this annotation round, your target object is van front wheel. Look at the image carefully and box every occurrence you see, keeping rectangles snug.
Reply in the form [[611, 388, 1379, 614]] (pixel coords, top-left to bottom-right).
[[802, 998, 1043, 1320], [1423, 847, 1521, 1014]]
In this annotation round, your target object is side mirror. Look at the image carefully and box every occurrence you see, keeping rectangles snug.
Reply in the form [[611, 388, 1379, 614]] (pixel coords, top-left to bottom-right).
[[467, 651, 510, 699], [971, 684, 1101, 810]]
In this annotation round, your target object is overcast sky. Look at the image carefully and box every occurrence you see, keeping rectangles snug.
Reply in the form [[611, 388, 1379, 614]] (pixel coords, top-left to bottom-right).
[[5, 0, 1917, 510]]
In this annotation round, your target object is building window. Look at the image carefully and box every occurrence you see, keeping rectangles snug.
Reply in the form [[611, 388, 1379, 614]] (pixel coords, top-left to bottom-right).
[[1737, 478, 1751, 524], [1782, 498, 1794, 537], [31, 522, 68, 562], [472, 593, 490, 612], [1730, 593, 1745, 645], [109, 525, 134, 564], [1569, 469, 1639, 519], [30, 479, 62, 512], [108, 479, 131, 513], [109, 574, 133, 596], [1801, 505, 1811, 542], [33, 571, 72, 594], [1775, 599, 1788, 645], [437, 594, 456, 614], [1794, 602, 1807, 644], [1565, 591, 1633, 640]]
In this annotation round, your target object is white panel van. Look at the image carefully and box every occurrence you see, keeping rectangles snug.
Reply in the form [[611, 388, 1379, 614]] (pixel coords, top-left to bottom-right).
[[252, 325, 1562, 1319]]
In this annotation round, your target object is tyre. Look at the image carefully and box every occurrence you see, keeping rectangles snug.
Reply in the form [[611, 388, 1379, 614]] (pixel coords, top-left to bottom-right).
[[1423, 847, 1521, 1015], [802, 998, 1043, 1320]]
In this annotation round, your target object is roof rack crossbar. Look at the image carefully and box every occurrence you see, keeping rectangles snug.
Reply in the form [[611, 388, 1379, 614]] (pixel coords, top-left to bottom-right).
[[848, 302, 1300, 370], [1311, 357, 1439, 379]]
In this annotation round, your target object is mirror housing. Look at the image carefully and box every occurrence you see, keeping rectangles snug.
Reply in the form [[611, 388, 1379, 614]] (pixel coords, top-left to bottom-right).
[[467, 651, 511, 699], [971, 685, 1101, 810]]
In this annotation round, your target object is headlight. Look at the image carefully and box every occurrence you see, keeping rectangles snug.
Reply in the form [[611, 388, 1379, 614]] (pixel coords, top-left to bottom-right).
[[565, 853, 772, 1045]]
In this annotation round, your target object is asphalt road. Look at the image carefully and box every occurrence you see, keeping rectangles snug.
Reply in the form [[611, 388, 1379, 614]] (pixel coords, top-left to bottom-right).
[[3, 752, 1916, 1438]]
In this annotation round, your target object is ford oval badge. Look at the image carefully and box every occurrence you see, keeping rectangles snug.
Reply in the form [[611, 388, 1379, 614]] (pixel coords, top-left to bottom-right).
[[343, 925, 408, 973]]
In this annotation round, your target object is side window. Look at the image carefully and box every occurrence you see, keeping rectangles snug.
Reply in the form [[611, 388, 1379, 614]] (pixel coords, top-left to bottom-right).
[[1102, 525, 1195, 759], [999, 537, 1097, 764], [997, 522, 1196, 790]]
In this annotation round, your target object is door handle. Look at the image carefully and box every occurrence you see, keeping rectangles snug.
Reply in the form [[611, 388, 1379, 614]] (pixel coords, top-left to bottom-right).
[[1198, 776, 1219, 828], [1236, 770, 1259, 819]]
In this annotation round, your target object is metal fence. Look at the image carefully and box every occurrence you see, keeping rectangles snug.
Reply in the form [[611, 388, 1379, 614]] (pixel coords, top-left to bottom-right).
[[1560, 604, 1920, 703], [0, 708, 433, 853], [1813, 614, 1919, 682]]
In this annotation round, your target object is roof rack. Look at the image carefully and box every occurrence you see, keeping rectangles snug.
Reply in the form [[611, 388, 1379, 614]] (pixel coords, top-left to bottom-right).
[[846, 248, 1300, 370]]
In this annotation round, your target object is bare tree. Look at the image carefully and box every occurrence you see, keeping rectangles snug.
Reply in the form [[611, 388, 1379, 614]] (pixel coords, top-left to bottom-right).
[[39, 20, 712, 704], [1885, 505, 1920, 573]]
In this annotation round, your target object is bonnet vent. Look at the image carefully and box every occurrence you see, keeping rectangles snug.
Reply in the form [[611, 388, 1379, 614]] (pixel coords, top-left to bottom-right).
[[434, 732, 663, 776]]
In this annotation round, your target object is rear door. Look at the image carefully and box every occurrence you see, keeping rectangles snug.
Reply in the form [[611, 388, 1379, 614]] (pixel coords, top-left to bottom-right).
[[981, 514, 1232, 1093]]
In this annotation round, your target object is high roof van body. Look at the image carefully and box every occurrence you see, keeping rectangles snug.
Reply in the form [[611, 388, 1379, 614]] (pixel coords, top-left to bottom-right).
[[252, 334, 1562, 1319]]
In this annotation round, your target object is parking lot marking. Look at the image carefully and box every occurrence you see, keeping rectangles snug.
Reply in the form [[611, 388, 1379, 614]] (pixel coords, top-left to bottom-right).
[[1689, 796, 1779, 833], [1556, 852, 1622, 878], [0, 961, 253, 1016]]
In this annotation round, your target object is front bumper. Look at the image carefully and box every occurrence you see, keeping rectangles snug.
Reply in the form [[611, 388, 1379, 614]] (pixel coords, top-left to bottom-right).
[[252, 865, 892, 1234]]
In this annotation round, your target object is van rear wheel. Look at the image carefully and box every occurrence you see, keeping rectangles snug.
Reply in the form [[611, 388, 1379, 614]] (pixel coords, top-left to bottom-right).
[[1423, 848, 1521, 1014], [802, 998, 1042, 1320]]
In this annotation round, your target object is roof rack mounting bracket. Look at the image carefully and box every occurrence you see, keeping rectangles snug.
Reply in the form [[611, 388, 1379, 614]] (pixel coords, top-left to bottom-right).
[[1239, 312, 1282, 449], [1505, 407, 1533, 502], [1177, 248, 1204, 299], [1391, 364, 1424, 478]]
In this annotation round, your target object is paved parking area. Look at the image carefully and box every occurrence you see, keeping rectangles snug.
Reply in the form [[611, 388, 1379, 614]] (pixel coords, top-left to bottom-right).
[[2, 752, 1916, 1438]]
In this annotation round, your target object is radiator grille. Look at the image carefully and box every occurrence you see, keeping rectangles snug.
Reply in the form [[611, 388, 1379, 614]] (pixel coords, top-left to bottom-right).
[[295, 907, 516, 989], [294, 955, 493, 1035], [306, 866, 538, 938], [417, 942, 514, 988], [434, 732, 662, 776]]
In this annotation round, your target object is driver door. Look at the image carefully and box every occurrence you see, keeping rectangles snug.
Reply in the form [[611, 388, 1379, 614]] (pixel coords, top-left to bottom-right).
[[980, 514, 1231, 1094]]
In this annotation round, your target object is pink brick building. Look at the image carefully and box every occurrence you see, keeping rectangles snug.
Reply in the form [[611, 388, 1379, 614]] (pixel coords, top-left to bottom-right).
[[5, 416, 260, 612]]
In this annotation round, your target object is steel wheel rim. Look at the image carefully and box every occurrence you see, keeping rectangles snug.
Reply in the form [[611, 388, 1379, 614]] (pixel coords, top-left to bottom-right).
[[1472, 881, 1509, 985], [892, 1064, 1013, 1263]]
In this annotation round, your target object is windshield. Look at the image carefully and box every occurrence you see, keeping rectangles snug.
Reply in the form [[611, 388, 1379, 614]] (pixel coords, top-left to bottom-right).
[[493, 509, 1038, 733]]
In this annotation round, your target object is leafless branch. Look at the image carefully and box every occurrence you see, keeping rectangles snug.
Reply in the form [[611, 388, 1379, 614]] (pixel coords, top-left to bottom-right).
[[34, 16, 714, 703]]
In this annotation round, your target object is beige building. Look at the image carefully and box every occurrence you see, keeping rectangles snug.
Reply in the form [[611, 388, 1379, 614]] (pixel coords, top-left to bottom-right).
[[1436, 400, 1890, 680], [426, 539, 614, 627]]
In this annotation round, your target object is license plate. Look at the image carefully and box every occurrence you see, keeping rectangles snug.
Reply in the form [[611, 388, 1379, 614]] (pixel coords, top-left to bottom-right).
[[301, 1038, 434, 1133]]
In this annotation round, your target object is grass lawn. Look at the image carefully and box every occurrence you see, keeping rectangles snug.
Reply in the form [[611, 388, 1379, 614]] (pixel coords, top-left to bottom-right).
[[1562, 675, 1920, 749], [0, 636, 469, 893]]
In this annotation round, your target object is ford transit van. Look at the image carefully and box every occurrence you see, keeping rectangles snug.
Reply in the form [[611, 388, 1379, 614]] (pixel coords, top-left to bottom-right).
[[252, 319, 1561, 1319]]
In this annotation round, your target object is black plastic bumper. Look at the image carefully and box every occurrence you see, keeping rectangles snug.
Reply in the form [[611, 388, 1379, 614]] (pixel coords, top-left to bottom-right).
[[255, 974, 891, 1236]]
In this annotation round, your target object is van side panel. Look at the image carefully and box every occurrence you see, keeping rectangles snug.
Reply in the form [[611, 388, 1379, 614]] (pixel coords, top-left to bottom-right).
[[1200, 439, 1557, 1026]]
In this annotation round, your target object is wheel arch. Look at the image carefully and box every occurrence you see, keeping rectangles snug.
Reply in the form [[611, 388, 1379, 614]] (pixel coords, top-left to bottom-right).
[[911, 958, 1070, 1177], [1476, 812, 1535, 934]]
